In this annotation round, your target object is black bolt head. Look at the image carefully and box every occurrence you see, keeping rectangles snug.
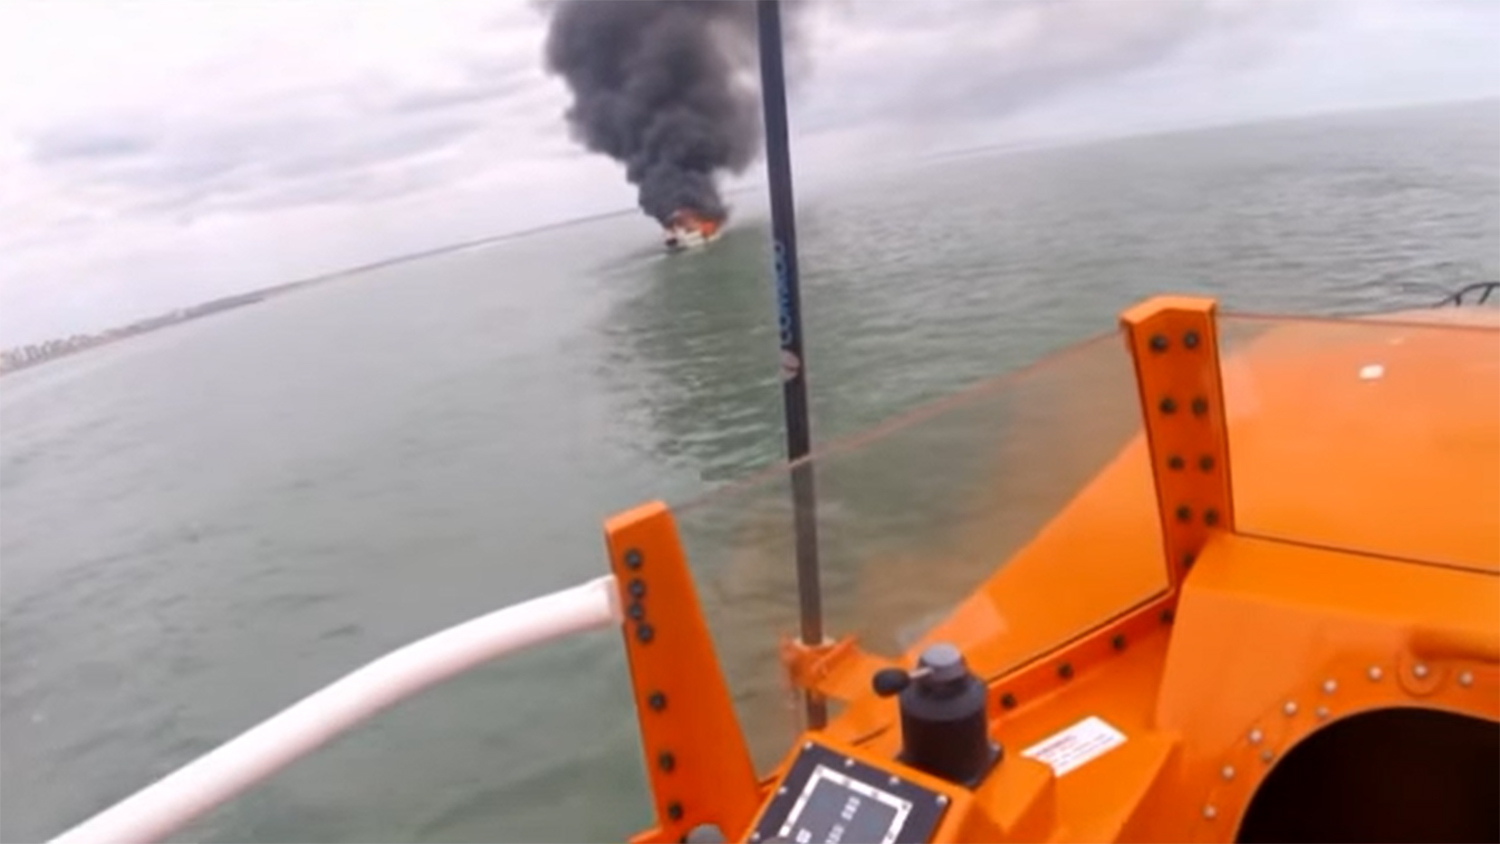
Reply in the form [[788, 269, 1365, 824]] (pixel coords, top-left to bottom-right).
[[628, 578, 646, 598], [1150, 334, 1168, 352], [1000, 692, 1018, 710], [658, 751, 676, 772], [1168, 455, 1185, 471], [1057, 662, 1074, 680], [1111, 634, 1127, 651], [1191, 397, 1209, 416], [1182, 551, 1197, 569], [667, 802, 684, 821], [1204, 509, 1220, 527], [1199, 455, 1215, 472], [1184, 330, 1200, 349], [1160, 608, 1176, 624], [648, 692, 667, 711], [1176, 505, 1192, 523], [1160, 397, 1178, 415], [628, 601, 645, 621], [636, 623, 655, 644], [624, 549, 643, 570]]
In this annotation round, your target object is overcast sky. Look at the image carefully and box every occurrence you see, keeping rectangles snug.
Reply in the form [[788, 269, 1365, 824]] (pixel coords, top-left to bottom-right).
[[1, 0, 1496, 346]]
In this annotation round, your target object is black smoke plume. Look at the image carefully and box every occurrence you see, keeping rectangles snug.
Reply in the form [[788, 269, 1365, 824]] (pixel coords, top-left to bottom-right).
[[543, 1, 774, 226]]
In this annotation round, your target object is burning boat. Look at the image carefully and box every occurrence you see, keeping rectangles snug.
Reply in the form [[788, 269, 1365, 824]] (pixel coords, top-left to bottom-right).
[[663, 209, 723, 252]]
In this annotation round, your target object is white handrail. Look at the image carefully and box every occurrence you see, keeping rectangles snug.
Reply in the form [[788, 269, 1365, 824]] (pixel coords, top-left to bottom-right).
[[51, 574, 623, 844]]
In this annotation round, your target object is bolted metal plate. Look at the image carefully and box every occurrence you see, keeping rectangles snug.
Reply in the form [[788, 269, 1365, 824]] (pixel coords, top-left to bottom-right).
[[748, 740, 949, 844]]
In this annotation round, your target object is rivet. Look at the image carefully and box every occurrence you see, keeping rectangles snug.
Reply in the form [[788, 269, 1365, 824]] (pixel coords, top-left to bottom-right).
[[1000, 692, 1017, 710], [1221, 765, 1235, 781], [1150, 334, 1168, 352], [628, 601, 646, 621], [1058, 662, 1074, 680], [1283, 700, 1298, 716], [1160, 397, 1178, 415], [1413, 663, 1429, 679], [1315, 706, 1329, 720], [1181, 552, 1196, 569], [1184, 330, 1201, 349], [1260, 748, 1275, 763], [628, 579, 646, 598], [636, 623, 655, 644], [1322, 678, 1337, 694], [667, 801, 683, 821], [648, 692, 667, 711], [1160, 608, 1175, 624], [1199, 454, 1215, 472], [936, 794, 949, 806], [1368, 666, 1383, 682], [1248, 728, 1263, 744], [1111, 633, 1127, 651], [1204, 508, 1220, 527], [1459, 671, 1474, 687], [1168, 454, 1185, 470], [1203, 805, 1217, 820], [1191, 397, 1209, 416], [625, 549, 643, 570], [658, 751, 676, 772]]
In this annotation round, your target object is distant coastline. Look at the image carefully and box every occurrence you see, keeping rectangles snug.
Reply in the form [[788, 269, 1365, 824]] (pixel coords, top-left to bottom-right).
[[0, 205, 640, 377], [0, 284, 298, 376]]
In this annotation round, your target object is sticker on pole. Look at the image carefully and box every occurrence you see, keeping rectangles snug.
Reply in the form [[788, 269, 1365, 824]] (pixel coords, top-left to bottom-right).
[[1020, 715, 1127, 777]]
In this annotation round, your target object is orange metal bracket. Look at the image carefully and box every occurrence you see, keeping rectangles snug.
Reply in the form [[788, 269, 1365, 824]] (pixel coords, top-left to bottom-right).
[[604, 502, 760, 844], [779, 634, 896, 705], [1120, 297, 1235, 592]]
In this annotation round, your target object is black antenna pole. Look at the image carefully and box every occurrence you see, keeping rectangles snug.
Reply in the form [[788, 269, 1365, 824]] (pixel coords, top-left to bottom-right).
[[756, 0, 826, 730]]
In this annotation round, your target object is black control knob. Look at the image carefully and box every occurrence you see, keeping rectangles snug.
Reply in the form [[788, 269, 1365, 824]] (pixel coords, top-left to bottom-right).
[[882, 643, 1000, 787]]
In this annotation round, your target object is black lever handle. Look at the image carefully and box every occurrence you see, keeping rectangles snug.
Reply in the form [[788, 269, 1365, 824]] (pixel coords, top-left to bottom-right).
[[872, 668, 910, 697]]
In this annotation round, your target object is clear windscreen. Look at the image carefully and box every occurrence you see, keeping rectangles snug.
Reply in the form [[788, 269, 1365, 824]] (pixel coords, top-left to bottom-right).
[[670, 331, 1165, 770]]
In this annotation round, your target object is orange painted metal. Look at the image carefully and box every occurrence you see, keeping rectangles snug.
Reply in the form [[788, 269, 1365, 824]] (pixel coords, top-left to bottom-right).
[[1120, 296, 1234, 590], [778, 634, 896, 705], [604, 502, 761, 844], [612, 298, 1499, 843], [1140, 532, 1499, 842], [1221, 313, 1499, 573]]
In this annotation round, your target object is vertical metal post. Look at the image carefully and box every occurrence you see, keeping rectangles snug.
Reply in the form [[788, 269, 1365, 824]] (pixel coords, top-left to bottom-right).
[[756, 0, 826, 729], [1119, 296, 1234, 594]]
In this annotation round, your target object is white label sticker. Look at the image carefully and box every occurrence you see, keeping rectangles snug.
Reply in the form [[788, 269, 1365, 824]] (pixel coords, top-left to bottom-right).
[[1020, 715, 1127, 777]]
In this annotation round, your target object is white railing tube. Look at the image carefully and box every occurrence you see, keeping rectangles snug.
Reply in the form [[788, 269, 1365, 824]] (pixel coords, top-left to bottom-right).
[[51, 574, 623, 844]]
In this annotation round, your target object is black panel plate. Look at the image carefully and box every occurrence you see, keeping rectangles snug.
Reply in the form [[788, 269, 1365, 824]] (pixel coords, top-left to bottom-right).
[[749, 740, 949, 844]]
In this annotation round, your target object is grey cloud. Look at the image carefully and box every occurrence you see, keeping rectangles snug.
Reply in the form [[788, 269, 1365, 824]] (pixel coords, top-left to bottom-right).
[[379, 47, 543, 115], [31, 125, 154, 162], [264, 116, 479, 179], [25, 74, 537, 222], [121, 114, 485, 217], [796, 0, 1325, 134], [384, 75, 533, 114], [18, 0, 1488, 242], [19, 15, 561, 227]]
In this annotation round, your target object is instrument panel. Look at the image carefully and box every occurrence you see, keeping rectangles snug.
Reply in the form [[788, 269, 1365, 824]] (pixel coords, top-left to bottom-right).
[[749, 740, 949, 844]]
